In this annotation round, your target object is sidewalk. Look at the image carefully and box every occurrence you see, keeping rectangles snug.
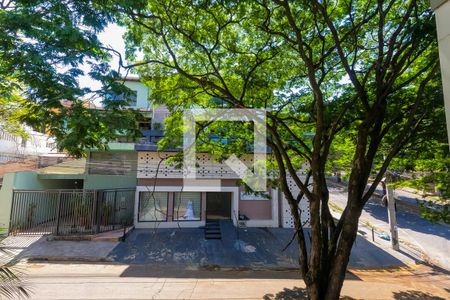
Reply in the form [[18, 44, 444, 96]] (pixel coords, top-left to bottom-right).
[[21, 262, 450, 299]]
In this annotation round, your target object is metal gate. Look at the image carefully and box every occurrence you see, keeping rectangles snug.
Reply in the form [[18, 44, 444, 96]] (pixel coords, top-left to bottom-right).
[[8, 189, 135, 236]]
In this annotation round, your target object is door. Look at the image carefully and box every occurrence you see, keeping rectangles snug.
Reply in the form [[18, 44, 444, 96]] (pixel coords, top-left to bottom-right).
[[206, 192, 232, 220]]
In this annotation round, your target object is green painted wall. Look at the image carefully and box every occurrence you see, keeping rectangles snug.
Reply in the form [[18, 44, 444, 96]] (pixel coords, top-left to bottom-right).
[[0, 171, 59, 229], [0, 173, 15, 229], [0, 170, 137, 231], [83, 174, 136, 189], [0, 147, 138, 231]]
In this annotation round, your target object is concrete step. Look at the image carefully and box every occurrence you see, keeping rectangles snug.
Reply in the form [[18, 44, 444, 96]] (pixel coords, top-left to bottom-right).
[[205, 220, 221, 240], [204, 233, 222, 239], [205, 225, 220, 229]]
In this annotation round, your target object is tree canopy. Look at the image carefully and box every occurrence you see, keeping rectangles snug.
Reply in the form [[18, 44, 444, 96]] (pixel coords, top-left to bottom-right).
[[0, 0, 447, 299], [114, 0, 444, 298], [0, 0, 140, 157]]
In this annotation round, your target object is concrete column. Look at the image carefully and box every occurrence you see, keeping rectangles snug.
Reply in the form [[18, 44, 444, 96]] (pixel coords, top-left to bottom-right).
[[271, 188, 279, 227], [201, 192, 207, 221], [433, 0, 450, 145], [167, 192, 174, 222], [386, 183, 400, 251]]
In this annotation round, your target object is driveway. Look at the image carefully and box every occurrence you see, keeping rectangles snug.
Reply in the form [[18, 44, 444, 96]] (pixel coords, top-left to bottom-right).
[[108, 222, 415, 269]]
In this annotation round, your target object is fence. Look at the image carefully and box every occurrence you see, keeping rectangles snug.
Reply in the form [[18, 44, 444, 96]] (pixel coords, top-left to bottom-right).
[[8, 188, 135, 236]]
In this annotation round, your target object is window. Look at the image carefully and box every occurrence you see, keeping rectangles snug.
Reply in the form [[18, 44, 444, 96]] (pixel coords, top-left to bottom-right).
[[138, 192, 168, 222], [173, 192, 201, 221]]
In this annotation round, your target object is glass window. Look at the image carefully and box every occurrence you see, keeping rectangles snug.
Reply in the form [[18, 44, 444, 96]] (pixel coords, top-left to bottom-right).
[[173, 192, 201, 221], [138, 192, 168, 222]]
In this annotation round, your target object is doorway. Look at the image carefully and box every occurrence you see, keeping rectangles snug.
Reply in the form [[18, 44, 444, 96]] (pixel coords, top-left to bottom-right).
[[206, 192, 232, 220]]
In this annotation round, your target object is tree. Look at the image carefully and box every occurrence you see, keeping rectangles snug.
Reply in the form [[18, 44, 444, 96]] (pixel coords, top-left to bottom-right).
[[0, 248, 29, 299], [113, 1, 441, 298], [3, 0, 438, 298], [0, 0, 141, 157], [388, 111, 450, 223], [329, 80, 449, 223]]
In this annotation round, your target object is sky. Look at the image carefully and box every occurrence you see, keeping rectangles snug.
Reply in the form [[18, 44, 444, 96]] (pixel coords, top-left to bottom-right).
[[78, 24, 127, 92]]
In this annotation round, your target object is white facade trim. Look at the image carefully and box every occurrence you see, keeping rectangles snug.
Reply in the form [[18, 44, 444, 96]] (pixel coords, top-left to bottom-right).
[[245, 219, 278, 227], [270, 188, 279, 227]]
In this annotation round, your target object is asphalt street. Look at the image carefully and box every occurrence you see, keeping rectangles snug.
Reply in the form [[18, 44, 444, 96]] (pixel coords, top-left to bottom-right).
[[328, 183, 450, 270]]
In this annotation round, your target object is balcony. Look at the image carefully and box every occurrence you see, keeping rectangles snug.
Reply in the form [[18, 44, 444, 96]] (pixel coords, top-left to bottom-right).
[[134, 130, 272, 153], [134, 129, 168, 151]]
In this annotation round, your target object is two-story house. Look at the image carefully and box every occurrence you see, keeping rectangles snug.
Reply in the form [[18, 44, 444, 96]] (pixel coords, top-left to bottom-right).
[[89, 77, 309, 231]]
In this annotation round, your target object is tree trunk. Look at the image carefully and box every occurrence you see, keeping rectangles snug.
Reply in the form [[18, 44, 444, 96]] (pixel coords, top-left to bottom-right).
[[323, 212, 360, 299], [304, 196, 362, 300]]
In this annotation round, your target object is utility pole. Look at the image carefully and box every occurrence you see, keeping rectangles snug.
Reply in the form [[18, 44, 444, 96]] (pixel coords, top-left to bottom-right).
[[386, 176, 400, 251]]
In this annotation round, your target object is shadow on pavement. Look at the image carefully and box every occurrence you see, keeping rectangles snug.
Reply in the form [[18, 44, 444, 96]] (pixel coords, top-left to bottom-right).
[[262, 287, 356, 299], [263, 288, 448, 300], [392, 290, 446, 300], [329, 182, 450, 241], [119, 264, 362, 280], [263, 287, 308, 300], [120, 265, 303, 279]]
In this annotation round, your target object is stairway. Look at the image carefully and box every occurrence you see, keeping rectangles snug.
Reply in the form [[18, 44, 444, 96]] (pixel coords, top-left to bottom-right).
[[204, 220, 222, 240]]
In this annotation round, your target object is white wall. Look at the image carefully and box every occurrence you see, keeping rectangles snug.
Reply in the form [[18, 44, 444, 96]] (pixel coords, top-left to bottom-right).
[[0, 126, 56, 161], [434, 0, 450, 145]]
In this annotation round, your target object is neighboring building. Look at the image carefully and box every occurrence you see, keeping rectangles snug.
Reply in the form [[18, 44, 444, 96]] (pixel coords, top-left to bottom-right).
[[432, 0, 450, 144], [0, 124, 57, 163], [117, 79, 309, 229], [0, 77, 309, 234], [86, 77, 309, 229], [121, 76, 152, 110]]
